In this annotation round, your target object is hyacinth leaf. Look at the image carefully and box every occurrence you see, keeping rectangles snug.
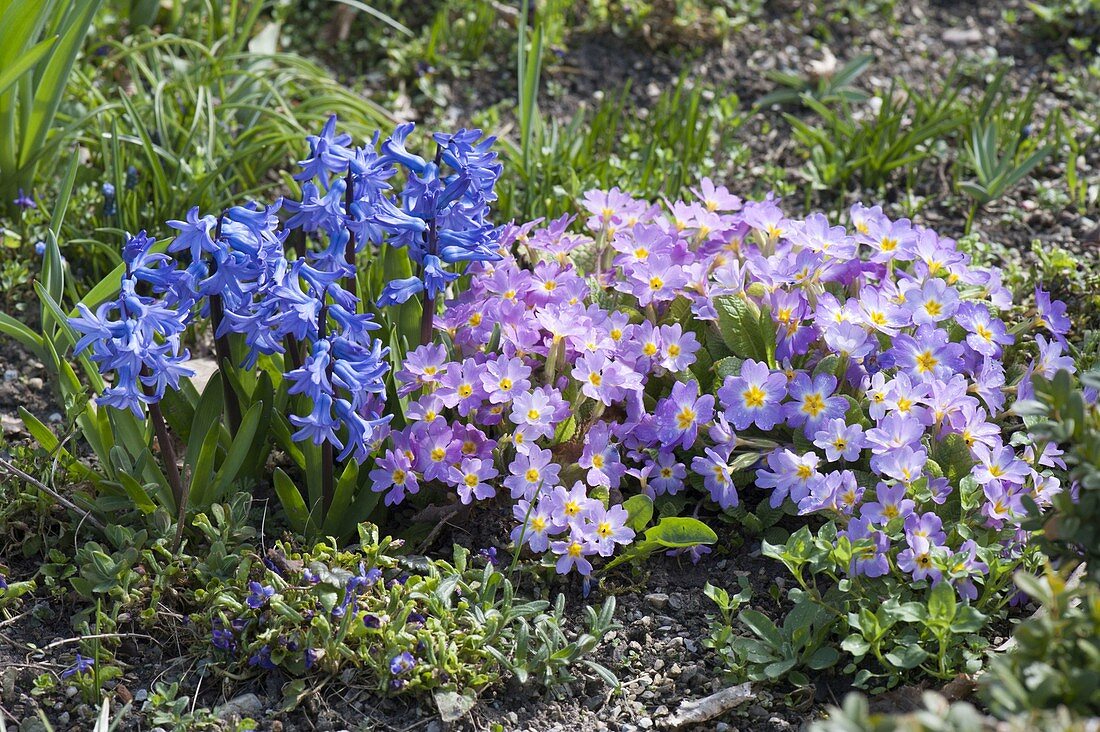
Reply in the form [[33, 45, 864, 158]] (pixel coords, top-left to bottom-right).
[[105, 410, 170, 497], [273, 468, 309, 534], [323, 460, 361, 534], [186, 428, 221, 509], [184, 376, 227, 470], [0, 312, 44, 359], [209, 401, 264, 503], [238, 371, 275, 481], [622, 494, 654, 532]]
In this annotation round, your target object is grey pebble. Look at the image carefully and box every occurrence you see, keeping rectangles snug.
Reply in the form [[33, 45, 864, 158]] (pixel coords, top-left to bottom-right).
[[645, 593, 669, 610], [3, 369, 17, 382]]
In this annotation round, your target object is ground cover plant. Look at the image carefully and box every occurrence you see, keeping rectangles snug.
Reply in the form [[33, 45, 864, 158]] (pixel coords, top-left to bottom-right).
[[1, 0, 1099, 730]]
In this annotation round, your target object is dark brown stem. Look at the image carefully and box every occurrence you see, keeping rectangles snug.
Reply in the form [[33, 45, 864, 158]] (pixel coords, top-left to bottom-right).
[[343, 163, 357, 301], [209, 214, 242, 435], [317, 302, 335, 515], [420, 295, 435, 346]]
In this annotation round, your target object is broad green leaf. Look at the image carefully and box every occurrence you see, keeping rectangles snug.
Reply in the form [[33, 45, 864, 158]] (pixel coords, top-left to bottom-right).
[[642, 516, 718, 548], [185, 375, 226, 469], [273, 468, 309, 533], [739, 609, 784, 649], [209, 401, 263, 501], [187, 427, 221, 508], [622, 494, 654, 532]]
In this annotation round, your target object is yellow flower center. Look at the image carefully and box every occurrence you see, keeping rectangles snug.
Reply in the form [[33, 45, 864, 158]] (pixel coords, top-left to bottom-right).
[[676, 407, 696, 430], [458, 384, 473, 398], [801, 393, 826, 417], [610, 328, 623, 341], [649, 276, 664, 290], [543, 279, 557, 291], [597, 522, 613, 538], [392, 469, 406, 485], [643, 343, 658, 357], [431, 448, 446, 462], [743, 385, 766, 408], [880, 237, 898, 252], [589, 373, 602, 386], [470, 312, 482, 326], [525, 468, 540, 483], [667, 344, 681, 357], [592, 454, 605, 469], [915, 350, 938, 373], [499, 377, 513, 392], [464, 473, 479, 488], [924, 300, 942, 318], [527, 408, 541, 420], [796, 465, 814, 480]]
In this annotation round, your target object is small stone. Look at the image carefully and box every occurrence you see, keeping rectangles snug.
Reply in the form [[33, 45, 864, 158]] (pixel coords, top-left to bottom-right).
[[3, 369, 17, 382], [425, 722, 443, 732], [215, 693, 265, 720], [585, 695, 603, 710], [27, 377, 43, 390], [638, 718, 653, 729], [56, 713, 70, 726], [48, 412, 62, 423], [684, 639, 698, 653], [1, 414, 24, 435], [768, 717, 792, 729], [134, 688, 148, 702], [645, 593, 669, 610], [716, 724, 730, 732], [942, 27, 981, 44], [748, 703, 768, 718], [668, 594, 683, 610]]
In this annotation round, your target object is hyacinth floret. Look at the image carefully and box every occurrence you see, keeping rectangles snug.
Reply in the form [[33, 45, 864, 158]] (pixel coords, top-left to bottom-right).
[[70, 231, 194, 417]]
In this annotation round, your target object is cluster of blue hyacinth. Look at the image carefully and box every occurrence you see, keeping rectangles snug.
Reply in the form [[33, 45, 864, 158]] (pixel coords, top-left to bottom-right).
[[69, 116, 502, 462]]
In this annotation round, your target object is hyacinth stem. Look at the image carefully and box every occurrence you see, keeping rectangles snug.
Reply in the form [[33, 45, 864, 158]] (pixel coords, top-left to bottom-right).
[[321, 440, 335, 515], [343, 163, 358, 301], [420, 295, 435, 347], [209, 214, 242, 435], [318, 302, 335, 514], [145, 386, 188, 550]]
